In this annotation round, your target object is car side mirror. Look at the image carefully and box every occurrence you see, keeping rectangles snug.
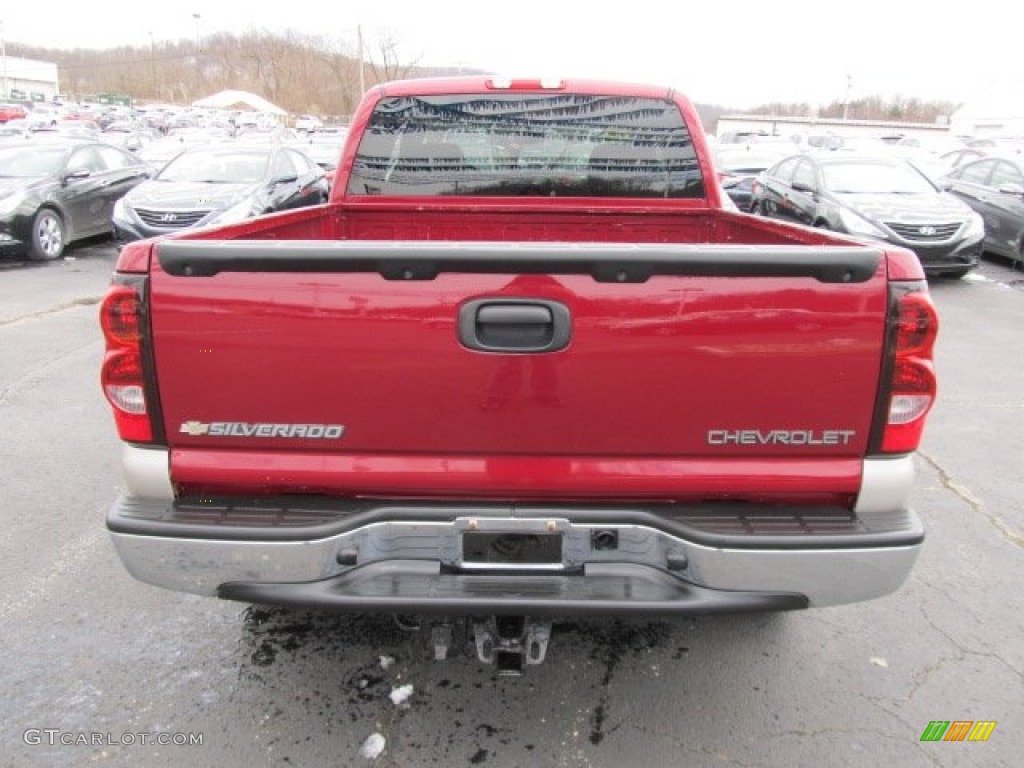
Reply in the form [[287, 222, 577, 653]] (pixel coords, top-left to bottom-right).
[[63, 168, 92, 184], [997, 183, 1024, 197]]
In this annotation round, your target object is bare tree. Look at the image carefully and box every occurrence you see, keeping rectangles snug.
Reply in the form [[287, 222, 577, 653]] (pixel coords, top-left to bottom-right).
[[365, 30, 420, 85]]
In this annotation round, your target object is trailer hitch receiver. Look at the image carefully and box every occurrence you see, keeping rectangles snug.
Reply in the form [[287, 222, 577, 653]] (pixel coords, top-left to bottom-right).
[[471, 616, 552, 676]]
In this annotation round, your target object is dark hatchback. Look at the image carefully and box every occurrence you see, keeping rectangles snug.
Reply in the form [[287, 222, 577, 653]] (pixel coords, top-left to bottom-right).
[[942, 156, 1024, 265], [0, 140, 150, 259], [750, 154, 985, 278], [112, 144, 328, 242]]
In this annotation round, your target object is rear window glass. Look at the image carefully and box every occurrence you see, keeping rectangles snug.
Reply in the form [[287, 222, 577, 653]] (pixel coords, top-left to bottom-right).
[[347, 93, 704, 198]]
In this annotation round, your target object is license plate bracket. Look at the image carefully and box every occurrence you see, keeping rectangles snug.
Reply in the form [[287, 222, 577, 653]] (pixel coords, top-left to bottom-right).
[[461, 531, 563, 566]]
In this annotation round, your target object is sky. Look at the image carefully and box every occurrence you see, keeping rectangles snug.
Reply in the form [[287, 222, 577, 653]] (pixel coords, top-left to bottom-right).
[[1, 1, 1017, 109]]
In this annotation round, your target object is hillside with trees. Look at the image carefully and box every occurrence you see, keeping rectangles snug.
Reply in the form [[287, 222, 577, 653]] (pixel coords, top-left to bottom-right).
[[8, 32, 957, 126], [746, 96, 958, 124], [8, 30, 480, 119]]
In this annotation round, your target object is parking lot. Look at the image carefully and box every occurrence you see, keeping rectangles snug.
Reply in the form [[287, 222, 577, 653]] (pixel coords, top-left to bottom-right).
[[1, 237, 1021, 768]]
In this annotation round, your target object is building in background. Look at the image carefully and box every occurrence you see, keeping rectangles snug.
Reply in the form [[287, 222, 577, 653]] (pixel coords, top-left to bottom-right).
[[950, 80, 1024, 137], [1, 56, 59, 102], [192, 90, 286, 118], [714, 114, 949, 144]]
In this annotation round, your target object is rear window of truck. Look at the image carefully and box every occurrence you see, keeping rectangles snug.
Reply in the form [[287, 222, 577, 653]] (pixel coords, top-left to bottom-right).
[[347, 93, 705, 199]]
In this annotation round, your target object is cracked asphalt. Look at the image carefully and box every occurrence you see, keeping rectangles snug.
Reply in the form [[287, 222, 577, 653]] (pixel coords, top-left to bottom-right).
[[0, 240, 1020, 768]]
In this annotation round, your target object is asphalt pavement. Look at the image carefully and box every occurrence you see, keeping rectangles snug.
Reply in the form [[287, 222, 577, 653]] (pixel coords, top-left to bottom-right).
[[1, 239, 1021, 768]]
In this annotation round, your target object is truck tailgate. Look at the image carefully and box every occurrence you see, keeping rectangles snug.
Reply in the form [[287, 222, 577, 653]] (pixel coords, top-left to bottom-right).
[[148, 239, 886, 500]]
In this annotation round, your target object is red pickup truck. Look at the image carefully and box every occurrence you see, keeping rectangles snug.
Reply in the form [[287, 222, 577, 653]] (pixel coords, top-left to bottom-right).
[[101, 77, 937, 673]]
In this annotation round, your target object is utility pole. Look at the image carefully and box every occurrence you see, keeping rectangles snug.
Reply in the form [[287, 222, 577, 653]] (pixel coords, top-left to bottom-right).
[[843, 75, 853, 120]]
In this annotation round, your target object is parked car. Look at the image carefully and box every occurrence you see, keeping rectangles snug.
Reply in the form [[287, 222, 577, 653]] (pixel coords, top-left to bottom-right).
[[24, 104, 60, 129], [942, 156, 1024, 265], [0, 103, 29, 123], [0, 140, 151, 259], [0, 124, 32, 142], [112, 143, 329, 242], [31, 122, 100, 140], [135, 136, 200, 173], [895, 135, 968, 156], [294, 115, 323, 132], [750, 154, 985, 278], [714, 145, 791, 212], [966, 136, 1024, 155], [822, 135, 892, 154], [286, 135, 345, 190], [938, 147, 989, 173]]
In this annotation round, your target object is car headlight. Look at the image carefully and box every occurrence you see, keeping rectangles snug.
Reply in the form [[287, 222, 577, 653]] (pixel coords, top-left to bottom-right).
[[206, 198, 259, 227], [112, 197, 127, 221], [962, 211, 984, 239], [0, 191, 28, 215], [838, 207, 886, 238]]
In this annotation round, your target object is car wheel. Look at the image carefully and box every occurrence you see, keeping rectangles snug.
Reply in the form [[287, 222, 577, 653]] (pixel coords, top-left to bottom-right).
[[29, 208, 66, 260]]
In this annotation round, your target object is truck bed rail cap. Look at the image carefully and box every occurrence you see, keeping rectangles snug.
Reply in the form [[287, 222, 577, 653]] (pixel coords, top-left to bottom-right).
[[156, 240, 882, 284]]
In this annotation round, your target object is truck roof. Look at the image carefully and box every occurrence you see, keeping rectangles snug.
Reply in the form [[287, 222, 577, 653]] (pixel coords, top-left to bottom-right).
[[372, 76, 682, 102]]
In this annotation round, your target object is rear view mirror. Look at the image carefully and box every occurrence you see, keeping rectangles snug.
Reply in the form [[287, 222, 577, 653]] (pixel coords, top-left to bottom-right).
[[792, 180, 817, 194], [997, 183, 1024, 197]]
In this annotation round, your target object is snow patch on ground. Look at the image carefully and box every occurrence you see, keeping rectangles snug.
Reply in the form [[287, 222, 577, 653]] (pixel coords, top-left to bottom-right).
[[389, 683, 414, 707], [359, 732, 386, 760]]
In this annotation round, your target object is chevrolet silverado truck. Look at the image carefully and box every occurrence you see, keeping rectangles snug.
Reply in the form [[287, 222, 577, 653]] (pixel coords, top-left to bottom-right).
[[101, 77, 938, 674]]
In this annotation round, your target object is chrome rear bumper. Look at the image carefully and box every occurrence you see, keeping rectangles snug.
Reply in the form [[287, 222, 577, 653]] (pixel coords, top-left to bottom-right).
[[110, 447, 922, 611], [109, 501, 922, 609]]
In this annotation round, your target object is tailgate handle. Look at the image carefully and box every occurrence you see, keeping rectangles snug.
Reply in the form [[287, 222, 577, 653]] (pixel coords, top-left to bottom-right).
[[459, 299, 571, 353]]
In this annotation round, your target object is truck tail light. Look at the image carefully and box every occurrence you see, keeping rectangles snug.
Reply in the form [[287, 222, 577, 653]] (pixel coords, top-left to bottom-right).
[[873, 283, 938, 454], [100, 276, 162, 444]]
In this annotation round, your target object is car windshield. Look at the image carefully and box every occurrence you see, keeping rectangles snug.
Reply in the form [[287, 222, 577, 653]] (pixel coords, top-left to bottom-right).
[[157, 150, 269, 183], [0, 146, 68, 177], [823, 162, 936, 194], [347, 92, 704, 198]]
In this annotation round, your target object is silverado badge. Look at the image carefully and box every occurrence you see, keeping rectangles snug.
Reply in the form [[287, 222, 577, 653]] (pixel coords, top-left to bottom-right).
[[179, 421, 345, 439]]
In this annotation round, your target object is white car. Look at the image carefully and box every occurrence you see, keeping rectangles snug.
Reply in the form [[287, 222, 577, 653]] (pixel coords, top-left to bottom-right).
[[295, 115, 323, 132]]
